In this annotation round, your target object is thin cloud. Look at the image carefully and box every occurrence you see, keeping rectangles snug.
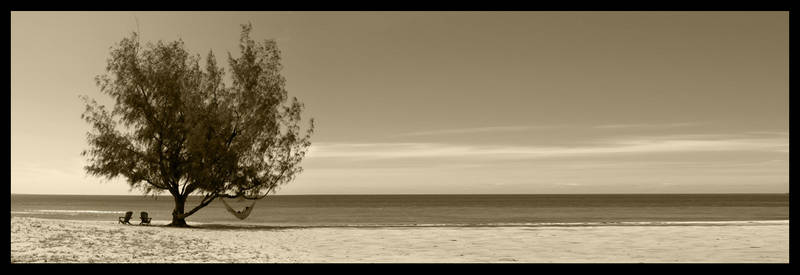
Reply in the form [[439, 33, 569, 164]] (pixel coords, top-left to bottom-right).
[[308, 135, 788, 160], [393, 125, 563, 137], [593, 122, 705, 129], [393, 122, 705, 138]]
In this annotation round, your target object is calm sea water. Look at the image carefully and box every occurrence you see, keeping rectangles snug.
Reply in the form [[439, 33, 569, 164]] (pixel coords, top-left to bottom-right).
[[10, 194, 789, 227]]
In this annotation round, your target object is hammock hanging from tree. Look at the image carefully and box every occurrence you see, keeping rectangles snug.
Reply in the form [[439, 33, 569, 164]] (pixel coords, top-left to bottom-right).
[[220, 197, 257, 220]]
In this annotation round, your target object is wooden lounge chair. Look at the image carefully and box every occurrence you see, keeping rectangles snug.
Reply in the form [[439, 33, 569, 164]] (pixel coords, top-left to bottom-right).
[[119, 211, 133, 225], [139, 211, 152, 225]]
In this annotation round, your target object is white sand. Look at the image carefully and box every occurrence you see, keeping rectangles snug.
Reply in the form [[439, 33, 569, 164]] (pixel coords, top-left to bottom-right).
[[10, 217, 788, 263]]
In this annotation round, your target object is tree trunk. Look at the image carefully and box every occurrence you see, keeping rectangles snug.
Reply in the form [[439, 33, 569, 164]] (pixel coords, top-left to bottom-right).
[[168, 195, 189, 227]]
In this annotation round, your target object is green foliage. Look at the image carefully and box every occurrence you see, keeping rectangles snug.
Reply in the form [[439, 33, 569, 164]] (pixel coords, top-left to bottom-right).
[[81, 23, 314, 220]]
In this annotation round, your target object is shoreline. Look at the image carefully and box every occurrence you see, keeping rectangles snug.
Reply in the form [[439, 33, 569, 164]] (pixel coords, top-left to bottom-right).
[[10, 215, 789, 229], [173, 219, 792, 229], [11, 216, 789, 263]]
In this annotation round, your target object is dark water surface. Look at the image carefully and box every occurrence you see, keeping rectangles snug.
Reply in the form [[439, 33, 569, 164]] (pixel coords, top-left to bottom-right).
[[10, 194, 789, 227]]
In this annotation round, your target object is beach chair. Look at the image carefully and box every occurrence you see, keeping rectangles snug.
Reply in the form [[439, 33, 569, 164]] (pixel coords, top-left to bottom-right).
[[139, 211, 152, 225], [119, 211, 133, 225]]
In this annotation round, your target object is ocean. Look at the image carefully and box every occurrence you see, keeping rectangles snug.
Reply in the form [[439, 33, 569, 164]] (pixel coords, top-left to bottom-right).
[[10, 194, 789, 227]]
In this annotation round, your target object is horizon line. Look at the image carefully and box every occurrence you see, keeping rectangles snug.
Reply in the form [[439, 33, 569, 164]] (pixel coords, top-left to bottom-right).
[[10, 192, 790, 196]]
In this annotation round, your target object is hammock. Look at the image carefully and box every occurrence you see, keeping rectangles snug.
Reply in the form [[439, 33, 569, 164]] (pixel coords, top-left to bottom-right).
[[220, 197, 257, 220]]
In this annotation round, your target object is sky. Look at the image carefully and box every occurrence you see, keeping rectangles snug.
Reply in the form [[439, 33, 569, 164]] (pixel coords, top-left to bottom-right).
[[11, 11, 789, 195]]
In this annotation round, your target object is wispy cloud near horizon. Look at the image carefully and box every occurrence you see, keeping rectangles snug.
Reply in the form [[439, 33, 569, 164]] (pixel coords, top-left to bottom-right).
[[592, 122, 706, 129], [308, 133, 788, 160], [392, 125, 564, 137], [392, 122, 708, 138]]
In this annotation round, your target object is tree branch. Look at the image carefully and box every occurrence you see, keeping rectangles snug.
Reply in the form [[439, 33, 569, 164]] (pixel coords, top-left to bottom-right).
[[176, 192, 218, 219], [240, 145, 293, 200], [144, 178, 168, 190]]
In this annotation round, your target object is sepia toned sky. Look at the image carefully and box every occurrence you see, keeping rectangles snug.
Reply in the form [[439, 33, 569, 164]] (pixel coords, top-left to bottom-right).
[[11, 11, 788, 195]]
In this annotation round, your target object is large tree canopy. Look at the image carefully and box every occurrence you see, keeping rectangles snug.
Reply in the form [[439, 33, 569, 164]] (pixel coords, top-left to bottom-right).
[[81, 23, 313, 227]]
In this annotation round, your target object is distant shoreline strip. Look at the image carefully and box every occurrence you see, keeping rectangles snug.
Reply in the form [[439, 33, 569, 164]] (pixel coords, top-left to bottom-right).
[[12, 210, 128, 215], [11, 215, 787, 229], [192, 220, 789, 229]]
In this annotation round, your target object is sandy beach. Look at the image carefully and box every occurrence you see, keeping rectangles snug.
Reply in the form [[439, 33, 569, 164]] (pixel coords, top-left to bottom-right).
[[10, 217, 788, 263]]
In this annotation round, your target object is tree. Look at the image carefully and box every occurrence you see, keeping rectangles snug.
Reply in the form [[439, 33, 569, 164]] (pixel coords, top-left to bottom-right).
[[81, 23, 314, 227]]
